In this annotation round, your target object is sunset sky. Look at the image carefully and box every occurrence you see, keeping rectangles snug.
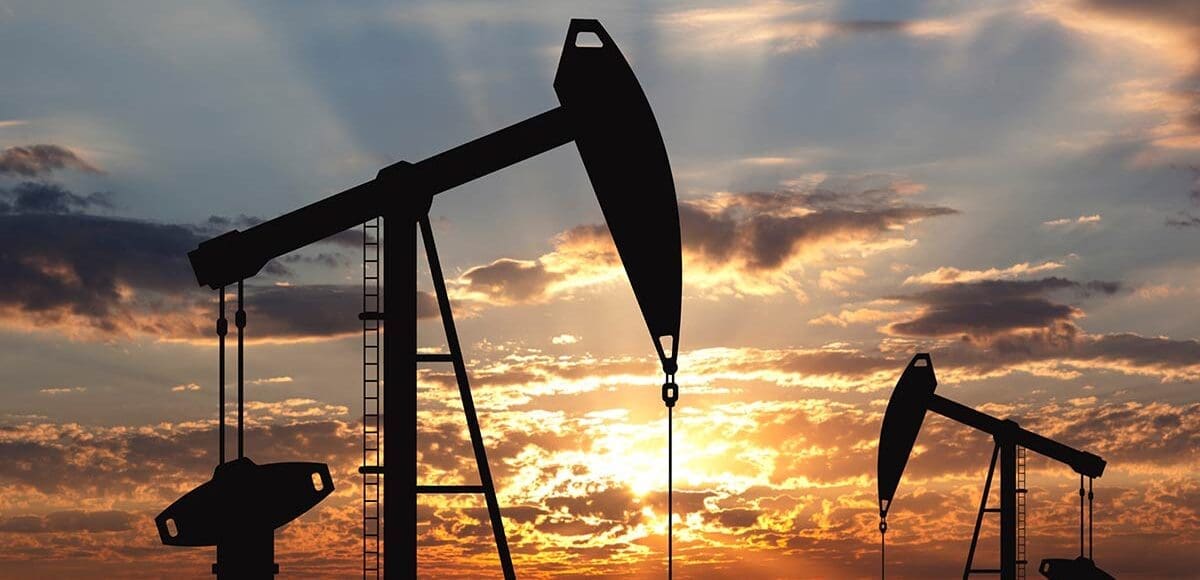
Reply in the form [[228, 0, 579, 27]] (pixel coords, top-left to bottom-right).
[[1, 1, 1199, 578]]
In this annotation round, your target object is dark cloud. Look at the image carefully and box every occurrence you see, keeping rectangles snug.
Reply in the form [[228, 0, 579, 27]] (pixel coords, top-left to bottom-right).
[[680, 182, 957, 270], [886, 277, 1119, 338], [706, 507, 760, 529], [319, 228, 370, 248], [198, 213, 264, 233], [280, 252, 352, 269], [0, 181, 428, 340], [241, 285, 361, 339], [458, 259, 563, 304], [918, 321, 1200, 382], [1166, 211, 1200, 228], [242, 285, 438, 339], [0, 212, 203, 335], [453, 177, 956, 305], [0, 181, 113, 215], [0, 144, 101, 177], [878, 275, 1200, 380]]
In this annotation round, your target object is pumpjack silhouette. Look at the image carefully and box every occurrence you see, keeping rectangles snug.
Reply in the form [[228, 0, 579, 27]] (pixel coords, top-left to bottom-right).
[[877, 354, 1116, 580], [159, 19, 683, 579]]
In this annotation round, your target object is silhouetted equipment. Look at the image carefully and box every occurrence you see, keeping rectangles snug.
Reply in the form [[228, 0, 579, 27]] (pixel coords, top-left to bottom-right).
[[1038, 556, 1116, 580], [157, 281, 335, 578], [181, 19, 682, 579], [156, 458, 334, 576], [877, 354, 1113, 580]]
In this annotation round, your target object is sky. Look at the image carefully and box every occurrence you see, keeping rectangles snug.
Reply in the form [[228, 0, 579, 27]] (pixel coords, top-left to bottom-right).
[[0, 0, 1198, 578]]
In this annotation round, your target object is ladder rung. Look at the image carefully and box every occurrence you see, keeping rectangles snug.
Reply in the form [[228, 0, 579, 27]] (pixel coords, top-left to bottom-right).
[[416, 353, 454, 362], [983, 508, 1001, 513], [416, 484, 485, 494], [359, 466, 385, 474], [970, 569, 1001, 574], [359, 311, 384, 320], [1016, 488, 1028, 493]]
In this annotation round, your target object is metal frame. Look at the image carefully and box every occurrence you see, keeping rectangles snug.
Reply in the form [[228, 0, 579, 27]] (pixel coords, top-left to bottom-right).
[[961, 440, 1029, 580], [361, 215, 515, 579]]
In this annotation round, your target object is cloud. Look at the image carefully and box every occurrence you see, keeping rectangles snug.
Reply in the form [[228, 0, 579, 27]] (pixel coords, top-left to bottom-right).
[[0, 371, 1195, 577], [170, 383, 200, 392], [808, 307, 901, 328], [247, 376, 293, 385], [682, 176, 955, 271], [38, 387, 86, 396], [458, 258, 564, 305], [817, 266, 865, 295], [453, 175, 956, 306], [658, 4, 969, 55], [0, 181, 114, 215], [885, 277, 1119, 338], [912, 319, 1200, 383], [0, 145, 102, 177], [1166, 211, 1200, 227], [551, 334, 579, 345], [1043, 214, 1101, 227], [0, 510, 137, 533], [873, 272, 1200, 381], [904, 260, 1066, 285], [0, 185, 438, 341], [1035, 0, 1200, 162], [0, 211, 208, 339]]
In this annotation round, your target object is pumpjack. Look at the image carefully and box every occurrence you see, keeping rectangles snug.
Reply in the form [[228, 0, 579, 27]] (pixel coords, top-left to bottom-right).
[[877, 354, 1115, 580], [159, 19, 683, 579]]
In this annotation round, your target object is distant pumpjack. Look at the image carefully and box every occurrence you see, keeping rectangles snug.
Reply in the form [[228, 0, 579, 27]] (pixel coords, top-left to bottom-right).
[[877, 354, 1115, 580]]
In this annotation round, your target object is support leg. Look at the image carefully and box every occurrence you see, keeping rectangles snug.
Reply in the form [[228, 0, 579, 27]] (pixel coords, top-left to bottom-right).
[[418, 217, 516, 580], [383, 211, 418, 579], [1000, 441, 1016, 580], [964, 443, 999, 580]]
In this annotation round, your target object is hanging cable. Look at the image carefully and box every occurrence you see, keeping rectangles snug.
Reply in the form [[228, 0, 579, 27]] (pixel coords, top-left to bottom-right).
[[1088, 477, 1094, 561], [217, 286, 227, 465], [662, 374, 678, 579], [1079, 475, 1085, 558], [236, 280, 246, 459], [879, 518, 887, 580]]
